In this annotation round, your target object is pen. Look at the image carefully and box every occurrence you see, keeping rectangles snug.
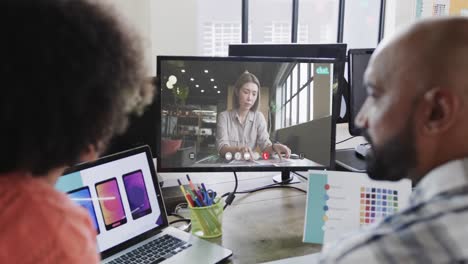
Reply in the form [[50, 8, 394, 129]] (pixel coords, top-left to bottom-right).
[[186, 189, 200, 207], [186, 174, 197, 193], [187, 175, 205, 206], [199, 183, 211, 205], [193, 194, 202, 207], [185, 193, 195, 207], [177, 179, 187, 196]]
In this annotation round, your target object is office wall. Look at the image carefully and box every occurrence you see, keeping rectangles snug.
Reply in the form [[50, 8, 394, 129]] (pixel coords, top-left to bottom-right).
[[106, 0, 152, 76], [150, 0, 198, 74], [275, 116, 332, 166], [450, 0, 468, 15], [384, 0, 417, 41], [104, 0, 200, 76]]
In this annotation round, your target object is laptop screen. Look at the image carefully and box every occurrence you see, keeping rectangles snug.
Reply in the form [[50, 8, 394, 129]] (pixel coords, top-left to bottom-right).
[[55, 147, 165, 253]]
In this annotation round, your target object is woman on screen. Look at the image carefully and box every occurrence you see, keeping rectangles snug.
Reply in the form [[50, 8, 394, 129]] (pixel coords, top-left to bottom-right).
[[216, 71, 290, 160]]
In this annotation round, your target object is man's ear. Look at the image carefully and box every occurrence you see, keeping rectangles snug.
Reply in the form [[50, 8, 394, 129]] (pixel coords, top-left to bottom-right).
[[79, 144, 99, 163], [421, 88, 460, 135]]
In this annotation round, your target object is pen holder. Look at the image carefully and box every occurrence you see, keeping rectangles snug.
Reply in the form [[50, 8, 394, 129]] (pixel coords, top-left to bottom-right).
[[190, 198, 223, 238]]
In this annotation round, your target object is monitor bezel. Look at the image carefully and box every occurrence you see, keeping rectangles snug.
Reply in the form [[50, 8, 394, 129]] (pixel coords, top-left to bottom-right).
[[347, 48, 374, 136], [156, 55, 342, 173]]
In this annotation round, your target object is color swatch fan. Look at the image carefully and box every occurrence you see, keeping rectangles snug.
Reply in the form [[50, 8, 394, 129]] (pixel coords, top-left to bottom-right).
[[303, 170, 412, 245]]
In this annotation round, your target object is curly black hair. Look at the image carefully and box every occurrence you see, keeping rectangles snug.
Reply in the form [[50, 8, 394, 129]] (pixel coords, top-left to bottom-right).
[[0, 0, 153, 175]]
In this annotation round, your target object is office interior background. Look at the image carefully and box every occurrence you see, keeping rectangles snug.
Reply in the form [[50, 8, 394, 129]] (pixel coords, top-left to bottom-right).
[[112, 0, 468, 77], [108, 0, 468, 146]]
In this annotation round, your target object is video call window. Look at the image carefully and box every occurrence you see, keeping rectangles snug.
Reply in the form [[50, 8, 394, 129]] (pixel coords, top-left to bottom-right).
[[158, 57, 337, 170]]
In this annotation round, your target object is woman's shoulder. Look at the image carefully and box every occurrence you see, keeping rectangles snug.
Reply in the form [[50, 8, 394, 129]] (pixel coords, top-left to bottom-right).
[[252, 110, 266, 120], [219, 110, 235, 118]]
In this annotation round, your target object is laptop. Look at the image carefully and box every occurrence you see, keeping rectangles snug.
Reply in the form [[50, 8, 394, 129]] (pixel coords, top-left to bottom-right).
[[56, 145, 232, 264]]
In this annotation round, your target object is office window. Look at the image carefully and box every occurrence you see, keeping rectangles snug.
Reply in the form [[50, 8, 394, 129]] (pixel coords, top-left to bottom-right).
[[299, 63, 309, 124], [343, 0, 381, 49], [384, 0, 468, 40], [203, 22, 241, 56], [298, 0, 339, 43], [291, 65, 298, 125], [292, 66, 298, 99], [249, 0, 293, 43], [278, 62, 320, 129]]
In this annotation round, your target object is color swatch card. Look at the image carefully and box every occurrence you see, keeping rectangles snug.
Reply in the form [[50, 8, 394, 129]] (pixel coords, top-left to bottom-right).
[[303, 170, 412, 245]]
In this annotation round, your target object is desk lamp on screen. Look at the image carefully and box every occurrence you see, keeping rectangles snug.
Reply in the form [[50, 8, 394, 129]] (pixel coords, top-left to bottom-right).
[[348, 49, 374, 158], [156, 56, 340, 183]]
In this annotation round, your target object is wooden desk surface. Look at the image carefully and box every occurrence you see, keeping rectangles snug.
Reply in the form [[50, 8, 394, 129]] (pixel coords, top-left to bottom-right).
[[166, 172, 322, 264]]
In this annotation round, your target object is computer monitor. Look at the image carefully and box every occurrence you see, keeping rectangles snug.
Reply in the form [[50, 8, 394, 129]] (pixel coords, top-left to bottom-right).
[[228, 43, 347, 60], [228, 43, 348, 123], [348, 49, 374, 136], [156, 56, 340, 181]]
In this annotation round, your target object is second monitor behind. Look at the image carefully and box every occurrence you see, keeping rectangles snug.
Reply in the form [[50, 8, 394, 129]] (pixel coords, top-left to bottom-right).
[[347, 49, 374, 160], [348, 48, 374, 136]]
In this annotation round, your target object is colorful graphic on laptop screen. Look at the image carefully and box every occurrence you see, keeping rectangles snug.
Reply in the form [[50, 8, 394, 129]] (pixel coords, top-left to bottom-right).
[[67, 186, 100, 234], [55, 151, 163, 252], [123, 170, 152, 220]]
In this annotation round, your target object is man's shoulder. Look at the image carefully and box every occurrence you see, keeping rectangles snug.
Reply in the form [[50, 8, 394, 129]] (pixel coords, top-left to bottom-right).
[[320, 195, 468, 263]]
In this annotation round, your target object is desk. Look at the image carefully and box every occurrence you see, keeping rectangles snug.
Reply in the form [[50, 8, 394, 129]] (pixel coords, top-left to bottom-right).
[[160, 124, 364, 263], [165, 171, 321, 264]]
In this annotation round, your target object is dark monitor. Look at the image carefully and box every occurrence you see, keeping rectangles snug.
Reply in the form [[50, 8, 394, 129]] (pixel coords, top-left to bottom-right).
[[348, 49, 374, 136], [229, 43, 347, 60], [228, 43, 348, 123], [156, 56, 340, 180]]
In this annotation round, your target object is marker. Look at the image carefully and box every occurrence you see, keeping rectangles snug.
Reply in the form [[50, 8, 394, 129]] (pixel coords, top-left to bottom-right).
[[186, 174, 197, 193], [177, 179, 187, 196], [194, 196, 203, 207], [185, 193, 195, 207], [201, 183, 208, 193]]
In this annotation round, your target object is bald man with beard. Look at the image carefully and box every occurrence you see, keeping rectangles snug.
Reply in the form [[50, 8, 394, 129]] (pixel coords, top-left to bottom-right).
[[319, 17, 468, 263]]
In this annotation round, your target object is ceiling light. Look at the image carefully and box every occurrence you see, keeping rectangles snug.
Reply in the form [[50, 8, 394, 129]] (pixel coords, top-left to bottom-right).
[[195, 84, 199, 88], [201, 90, 205, 93], [210, 78, 214, 82], [181, 69, 185, 73], [214, 85, 217, 89], [204, 70, 209, 73], [217, 91, 221, 94], [168, 75, 177, 84], [190, 78, 194, 81]]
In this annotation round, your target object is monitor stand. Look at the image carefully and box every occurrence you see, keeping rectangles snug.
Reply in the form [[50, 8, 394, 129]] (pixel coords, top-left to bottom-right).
[[272, 170, 300, 184]]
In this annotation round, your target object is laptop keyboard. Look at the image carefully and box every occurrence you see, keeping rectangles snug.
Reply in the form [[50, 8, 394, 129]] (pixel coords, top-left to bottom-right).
[[107, 234, 192, 264]]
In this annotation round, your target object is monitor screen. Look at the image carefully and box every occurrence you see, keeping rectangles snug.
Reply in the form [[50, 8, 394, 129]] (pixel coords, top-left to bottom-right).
[[348, 49, 374, 136], [156, 56, 339, 172]]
